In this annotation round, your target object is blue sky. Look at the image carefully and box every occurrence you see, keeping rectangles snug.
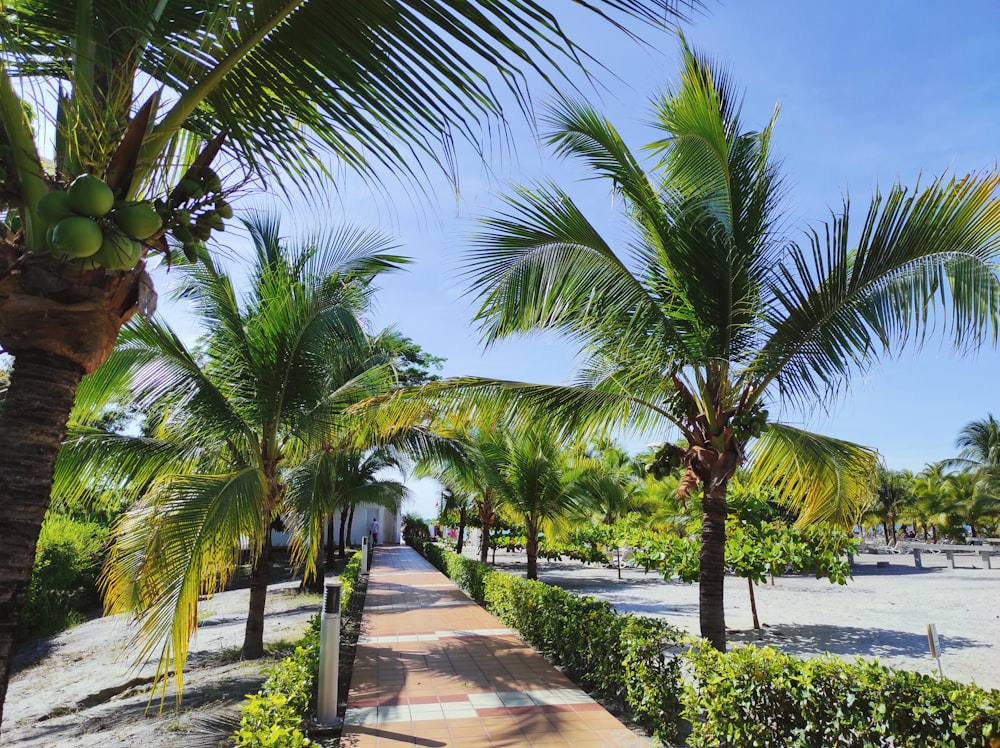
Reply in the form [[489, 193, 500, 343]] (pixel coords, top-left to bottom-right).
[[162, 1, 1000, 518]]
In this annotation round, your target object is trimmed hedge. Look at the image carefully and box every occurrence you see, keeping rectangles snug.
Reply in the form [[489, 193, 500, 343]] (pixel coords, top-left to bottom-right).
[[684, 643, 1000, 747], [233, 551, 364, 748], [414, 543, 1000, 747]]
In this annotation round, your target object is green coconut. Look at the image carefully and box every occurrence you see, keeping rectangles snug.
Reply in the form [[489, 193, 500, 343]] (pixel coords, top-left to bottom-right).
[[37, 191, 73, 224], [92, 230, 142, 269], [51, 216, 104, 258], [111, 201, 162, 240], [67, 174, 115, 217]]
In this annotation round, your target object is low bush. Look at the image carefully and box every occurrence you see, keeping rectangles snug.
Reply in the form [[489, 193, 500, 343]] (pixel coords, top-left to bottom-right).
[[20, 513, 108, 638], [233, 551, 363, 748], [483, 571, 687, 743], [683, 643, 1000, 747]]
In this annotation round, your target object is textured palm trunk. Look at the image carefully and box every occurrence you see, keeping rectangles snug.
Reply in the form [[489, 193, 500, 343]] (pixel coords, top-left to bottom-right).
[[455, 507, 467, 554], [306, 542, 325, 594], [479, 518, 492, 563], [0, 352, 85, 728], [338, 508, 348, 558], [525, 521, 539, 581], [346, 504, 356, 549], [325, 516, 337, 567], [242, 530, 272, 659], [699, 481, 728, 651]]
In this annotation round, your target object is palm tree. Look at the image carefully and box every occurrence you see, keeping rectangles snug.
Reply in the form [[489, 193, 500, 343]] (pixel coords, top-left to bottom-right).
[[367, 40, 1000, 650], [491, 429, 592, 580], [287, 446, 409, 592], [0, 0, 695, 719], [865, 466, 913, 544], [55, 214, 404, 691], [436, 485, 474, 554], [413, 426, 509, 564]]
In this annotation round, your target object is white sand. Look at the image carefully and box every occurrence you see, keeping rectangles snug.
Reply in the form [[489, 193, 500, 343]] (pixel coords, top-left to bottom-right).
[[488, 548, 1000, 690]]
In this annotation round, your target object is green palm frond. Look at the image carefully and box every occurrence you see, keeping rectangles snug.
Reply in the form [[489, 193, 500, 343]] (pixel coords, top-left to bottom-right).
[[747, 423, 878, 527], [754, 172, 1000, 409], [101, 467, 268, 700], [3, 0, 695, 189], [54, 427, 215, 508], [356, 375, 682, 447]]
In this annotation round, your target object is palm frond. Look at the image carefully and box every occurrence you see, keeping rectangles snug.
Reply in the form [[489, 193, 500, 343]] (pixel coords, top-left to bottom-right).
[[754, 172, 1000, 410], [101, 467, 269, 701], [746, 423, 878, 527]]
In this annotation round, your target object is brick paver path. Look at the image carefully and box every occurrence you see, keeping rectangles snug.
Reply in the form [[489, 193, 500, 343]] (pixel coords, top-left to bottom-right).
[[340, 545, 651, 747]]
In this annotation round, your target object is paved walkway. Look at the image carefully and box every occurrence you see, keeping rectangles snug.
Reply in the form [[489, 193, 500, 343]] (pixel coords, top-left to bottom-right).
[[341, 545, 650, 747]]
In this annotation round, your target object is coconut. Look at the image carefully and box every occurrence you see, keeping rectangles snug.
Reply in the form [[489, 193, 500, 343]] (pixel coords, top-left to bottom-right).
[[92, 230, 142, 269], [67, 174, 115, 217], [37, 191, 73, 224], [51, 216, 104, 258], [111, 201, 162, 240]]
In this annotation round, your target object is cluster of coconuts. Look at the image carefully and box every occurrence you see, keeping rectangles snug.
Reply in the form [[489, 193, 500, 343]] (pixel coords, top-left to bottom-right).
[[154, 165, 231, 262], [37, 174, 162, 269]]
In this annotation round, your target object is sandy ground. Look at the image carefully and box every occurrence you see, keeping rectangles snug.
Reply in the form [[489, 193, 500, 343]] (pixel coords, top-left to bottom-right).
[[487, 547, 1000, 690], [3, 579, 322, 747]]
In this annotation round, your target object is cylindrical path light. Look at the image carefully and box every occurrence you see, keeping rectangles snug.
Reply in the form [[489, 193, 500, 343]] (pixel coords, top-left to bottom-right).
[[360, 535, 369, 574], [317, 581, 344, 727]]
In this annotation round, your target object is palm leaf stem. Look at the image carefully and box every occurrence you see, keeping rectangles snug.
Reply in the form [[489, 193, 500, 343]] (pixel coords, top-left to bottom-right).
[[0, 60, 46, 248], [134, 0, 305, 186]]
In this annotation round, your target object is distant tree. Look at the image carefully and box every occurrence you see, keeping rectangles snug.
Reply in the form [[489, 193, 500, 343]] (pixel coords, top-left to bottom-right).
[[379, 331, 445, 388]]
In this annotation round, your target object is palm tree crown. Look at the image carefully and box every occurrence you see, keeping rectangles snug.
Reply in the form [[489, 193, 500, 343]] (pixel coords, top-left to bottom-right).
[[369, 39, 1000, 649], [57, 214, 407, 692]]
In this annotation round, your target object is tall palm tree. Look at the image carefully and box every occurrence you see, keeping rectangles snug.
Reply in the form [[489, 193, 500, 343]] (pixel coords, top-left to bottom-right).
[[54, 214, 404, 693], [366, 40, 1000, 650], [0, 0, 695, 720]]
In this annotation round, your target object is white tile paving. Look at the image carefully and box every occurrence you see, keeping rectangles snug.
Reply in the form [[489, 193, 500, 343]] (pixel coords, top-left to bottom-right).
[[344, 688, 601, 726]]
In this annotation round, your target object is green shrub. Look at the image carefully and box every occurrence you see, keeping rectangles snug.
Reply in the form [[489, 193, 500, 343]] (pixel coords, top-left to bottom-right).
[[233, 551, 363, 748], [683, 643, 1000, 747], [20, 513, 108, 637], [482, 570, 688, 742]]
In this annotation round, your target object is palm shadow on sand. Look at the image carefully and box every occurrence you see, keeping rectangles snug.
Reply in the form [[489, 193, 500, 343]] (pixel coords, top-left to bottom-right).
[[731, 623, 983, 660]]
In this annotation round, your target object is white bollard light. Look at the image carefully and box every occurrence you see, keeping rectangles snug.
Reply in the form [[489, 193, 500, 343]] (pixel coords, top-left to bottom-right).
[[317, 581, 344, 727], [360, 535, 369, 574]]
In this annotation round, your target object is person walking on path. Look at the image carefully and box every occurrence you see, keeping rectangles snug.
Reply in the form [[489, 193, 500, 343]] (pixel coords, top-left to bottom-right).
[[371, 517, 380, 546]]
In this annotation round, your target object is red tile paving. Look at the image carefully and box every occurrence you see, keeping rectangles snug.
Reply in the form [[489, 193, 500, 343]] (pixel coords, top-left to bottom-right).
[[340, 545, 651, 747]]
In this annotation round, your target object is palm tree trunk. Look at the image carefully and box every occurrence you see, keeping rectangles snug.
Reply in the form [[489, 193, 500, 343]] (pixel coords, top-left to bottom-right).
[[242, 530, 272, 659], [526, 522, 539, 581], [346, 504, 356, 549], [325, 515, 337, 567], [338, 509, 348, 559], [455, 507, 467, 554], [0, 351, 85, 726], [700, 482, 728, 651], [306, 540, 325, 594], [479, 517, 492, 563]]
